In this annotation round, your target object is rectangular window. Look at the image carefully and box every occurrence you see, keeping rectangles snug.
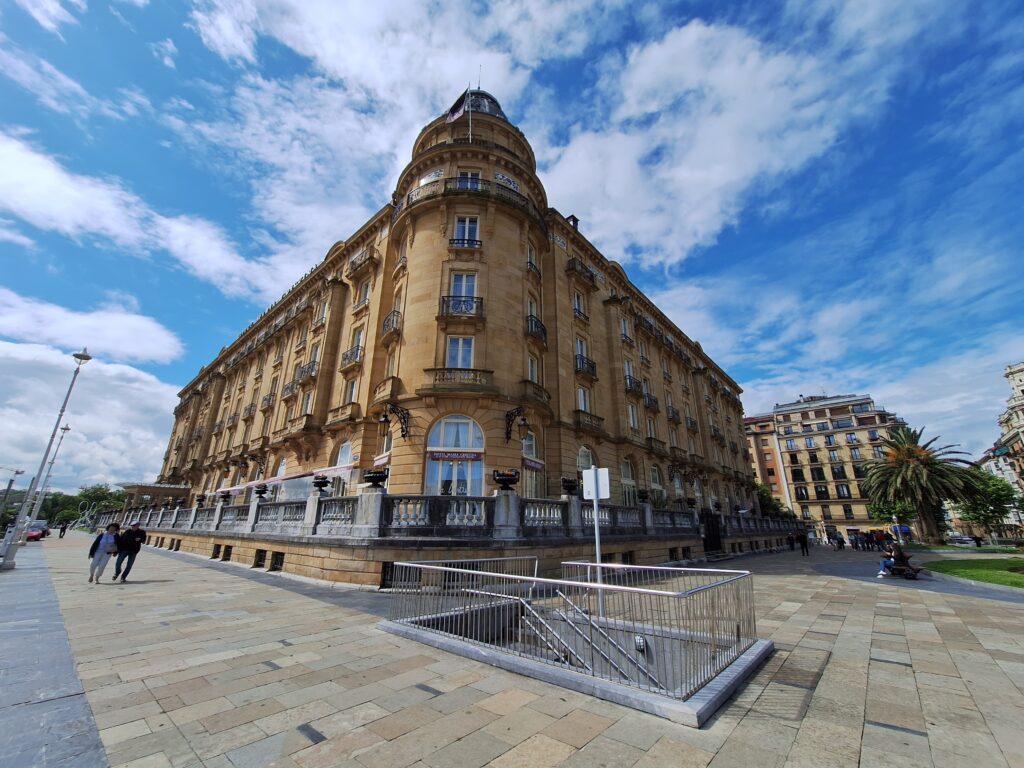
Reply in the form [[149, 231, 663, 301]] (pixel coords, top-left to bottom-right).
[[853, 464, 867, 479], [457, 170, 481, 190], [828, 449, 840, 462], [817, 422, 829, 432], [455, 216, 479, 240], [577, 386, 590, 412], [575, 337, 588, 356], [808, 452, 819, 464], [763, 452, 772, 461], [811, 467, 826, 481], [760, 438, 769, 447], [825, 435, 836, 446], [805, 437, 815, 448], [786, 439, 797, 450], [623, 358, 634, 378], [351, 326, 364, 349], [343, 378, 358, 404], [770, 483, 778, 491], [837, 484, 851, 499], [627, 403, 638, 429], [802, 424, 813, 433], [385, 350, 396, 377], [646, 418, 657, 438], [873, 446, 885, 458], [357, 279, 371, 302], [527, 354, 540, 383], [783, 426, 794, 435], [573, 291, 586, 314], [792, 468, 805, 482], [815, 485, 830, 500], [843, 503, 855, 519], [795, 486, 809, 501], [821, 504, 832, 519], [801, 504, 811, 520], [833, 418, 854, 428], [846, 433, 858, 444], [450, 272, 476, 297], [789, 453, 800, 464], [669, 429, 678, 447], [766, 467, 776, 476], [446, 336, 473, 368], [868, 429, 880, 440], [527, 243, 537, 265], [832, 465, 848, 480], [850, 447, 862, 460], [301, 392, 313, 415], [309, 342, 320, 363]]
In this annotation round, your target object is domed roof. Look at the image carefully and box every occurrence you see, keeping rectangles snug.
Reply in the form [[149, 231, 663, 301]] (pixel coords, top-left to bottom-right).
[[444, 89, 508, 123]]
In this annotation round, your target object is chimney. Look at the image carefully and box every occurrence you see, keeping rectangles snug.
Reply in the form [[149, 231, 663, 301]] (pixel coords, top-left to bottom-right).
[[566, 215, 579, 231]]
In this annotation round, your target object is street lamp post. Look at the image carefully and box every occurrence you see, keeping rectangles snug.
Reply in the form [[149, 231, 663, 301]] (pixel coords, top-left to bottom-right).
[[30, 425, 71, 520], [1, 348, 91, 571], [1, 467, 25, 516]]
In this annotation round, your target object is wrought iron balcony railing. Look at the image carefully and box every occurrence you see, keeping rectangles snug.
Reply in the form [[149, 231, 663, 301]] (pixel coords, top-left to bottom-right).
[[624, 375, 643, 395], [439, 296, 484, 317], [574, 354, 597, 378], [525, 314, 547, 344], [643, 393, 660, 411], [449, 238, 483, 249], [340, 345, 364, 368], [667, 405, 682, 423], [382, 310, 402, 336]]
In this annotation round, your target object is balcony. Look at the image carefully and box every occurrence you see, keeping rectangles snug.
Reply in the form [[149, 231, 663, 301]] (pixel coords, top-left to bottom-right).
[[226, 413, 239, 427], [646, 437, 667, 455], [639, 354, 651, 367], [621, 333, 634, 346], [565, 257, 597, 290], [211, 421, 223, 435], [449, 238, 483, 250], [574, 409, 606, 435], [242, 403, 257, 420], [393, 254, 407, 276], [662, 370, 673, 383], [521, 380, 551, 408], [525, 314, 547, 345], [294, 337, 307, 352], [340, 345, 363, 371], [381, 310, 402, 344], [526, 261, 541, 281], [372, 376, 401, 404], [574, 354, 597, 380], [624, 375, 643, 395], [439, 295, 483, 318], [260, 392, 276, 410], [281, 380, 300, 399], [573, 306, 590, 323], [345, 247, 379, 280], [643, 393, 659, 412], [667, 405, 681, 424], [326, 402, 361, 428], [400, 177, 546, 229], [635, 316, 655, 335], [670, 446, 687, 462], [685, 417, 699, 431], [298, 360, 318, 381], [351, 296, 370, 314], [418, 368, 497, 396]]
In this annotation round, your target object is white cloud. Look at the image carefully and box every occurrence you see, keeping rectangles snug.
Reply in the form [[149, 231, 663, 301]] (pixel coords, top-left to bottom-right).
[[151, 37, 178, 68], [0, 341, 178, 493], [10, 0, 85, 36], [0, 218, 34, 247], [0, 130, 271, 301], [0, 288, 184, 363]]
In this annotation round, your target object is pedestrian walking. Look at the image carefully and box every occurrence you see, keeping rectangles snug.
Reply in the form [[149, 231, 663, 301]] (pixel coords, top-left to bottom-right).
[[88, 523, 120, 583], [787, 533, 796, 551], [797, 531, 810, 556], [59, 522, 68, 539], [113, 521, 147, 583]]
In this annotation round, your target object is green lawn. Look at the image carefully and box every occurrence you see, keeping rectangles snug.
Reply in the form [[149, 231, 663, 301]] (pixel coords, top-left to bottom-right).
[[925, 558, 1024, 589], [906, 543, 1019, 553]]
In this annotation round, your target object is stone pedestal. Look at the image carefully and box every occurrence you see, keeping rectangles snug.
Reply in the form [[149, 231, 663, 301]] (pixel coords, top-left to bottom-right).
[[212, 501, 225, 531], [301, 493, 321, 536], [351, 487, 384, 538], [642, 501, 655, 534], [565, 494, 584, 536], [245, 497, 260, 533], [188, 505, 199, 529], [492, 490, 521, 539]]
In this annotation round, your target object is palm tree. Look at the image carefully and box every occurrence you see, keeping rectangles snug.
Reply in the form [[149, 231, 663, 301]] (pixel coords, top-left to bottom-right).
[[861, 426, 978, 544]]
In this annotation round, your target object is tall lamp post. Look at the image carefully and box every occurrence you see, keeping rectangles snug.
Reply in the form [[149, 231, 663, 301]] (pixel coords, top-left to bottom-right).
[[1, 348, 91, 571], [1, 467, 25, 516], [30, 425, 71, 520]]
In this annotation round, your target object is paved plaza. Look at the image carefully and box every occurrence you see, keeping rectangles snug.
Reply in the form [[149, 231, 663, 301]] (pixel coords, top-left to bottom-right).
[[2, 535, 1023, 768]]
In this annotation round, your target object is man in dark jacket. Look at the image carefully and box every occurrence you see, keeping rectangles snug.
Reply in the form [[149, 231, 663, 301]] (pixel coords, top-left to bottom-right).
[[113, 522, 147, 583]]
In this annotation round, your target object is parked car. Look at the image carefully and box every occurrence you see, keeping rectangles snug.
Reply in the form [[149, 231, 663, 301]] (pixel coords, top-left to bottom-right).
[[947, 535, 974, 546], [25, 528, 44, 541]]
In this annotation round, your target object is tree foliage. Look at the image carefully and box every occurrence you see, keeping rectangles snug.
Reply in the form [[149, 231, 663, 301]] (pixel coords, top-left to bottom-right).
[[861, 425, 979, 543], [956, 470, 1022, 537], [755, 481, 786, 517], [39, 483, 125, 524], [867, 499, 918, 523]]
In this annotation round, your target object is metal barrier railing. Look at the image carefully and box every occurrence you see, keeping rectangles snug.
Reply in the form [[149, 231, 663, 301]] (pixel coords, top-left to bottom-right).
[[386, 558, 756, 701]]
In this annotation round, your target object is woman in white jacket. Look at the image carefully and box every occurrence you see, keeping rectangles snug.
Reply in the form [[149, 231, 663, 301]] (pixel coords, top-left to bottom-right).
[[88, 523, 120, 583]]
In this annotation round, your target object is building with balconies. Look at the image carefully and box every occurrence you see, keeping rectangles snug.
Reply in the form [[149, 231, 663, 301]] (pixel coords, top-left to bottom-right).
[[745, 393, 905, 538], [995, 361, 1024, 493], [149, 90, 773, 579]]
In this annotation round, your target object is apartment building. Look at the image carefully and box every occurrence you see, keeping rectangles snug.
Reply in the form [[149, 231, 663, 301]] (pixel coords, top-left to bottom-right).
[[745, 394, 904, 537]]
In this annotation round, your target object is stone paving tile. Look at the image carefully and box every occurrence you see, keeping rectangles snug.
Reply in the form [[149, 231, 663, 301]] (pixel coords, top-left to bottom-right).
[[36, 535, 1024, 768]]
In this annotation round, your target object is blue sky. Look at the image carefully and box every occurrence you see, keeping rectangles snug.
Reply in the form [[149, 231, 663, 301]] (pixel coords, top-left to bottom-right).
[[1, 0, 1022, 493]]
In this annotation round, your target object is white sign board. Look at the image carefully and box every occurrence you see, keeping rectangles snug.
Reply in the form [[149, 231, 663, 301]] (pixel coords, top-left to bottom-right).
[[582, 467, 610, 500]]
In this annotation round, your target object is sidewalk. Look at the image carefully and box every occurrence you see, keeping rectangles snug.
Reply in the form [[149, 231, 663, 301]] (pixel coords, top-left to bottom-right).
[[0, 541, 106, 767], [28, 533, 1024, 767]]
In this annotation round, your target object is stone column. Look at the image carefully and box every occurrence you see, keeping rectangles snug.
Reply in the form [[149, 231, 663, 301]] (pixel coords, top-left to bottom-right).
[[492, 490, 521, 540], [642, 500, 655, 534], [212, 500, 225, 531], [565, 494, 584, 537], [188, 504, 199, 529], [244, 497, 260, 533], [301, 492, 321, 536], [351, 487, 385, 538]]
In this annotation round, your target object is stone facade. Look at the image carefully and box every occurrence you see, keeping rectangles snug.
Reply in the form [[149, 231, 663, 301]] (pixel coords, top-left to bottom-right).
[[996, 361, 1024, 492], [745, 394, 905, 538], [157, 90, 752, 516]]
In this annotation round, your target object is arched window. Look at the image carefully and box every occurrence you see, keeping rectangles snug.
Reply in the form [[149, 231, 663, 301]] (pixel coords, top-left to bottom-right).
[[275, 458, 287, 476], [335, 442, 352, 466], [425, 415, 484, 495], [621, 460, 637, 507], [650, 465, 664, 506]]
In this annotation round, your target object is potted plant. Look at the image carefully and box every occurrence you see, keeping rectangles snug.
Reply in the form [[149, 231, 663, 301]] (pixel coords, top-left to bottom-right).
[[637, 489, 650, 503], [312, 474, 331, 495], [560, 477, 578, 495], [492, 469, 520, 491], [253, 484, 268, 500], [364, 468, 389, 488]]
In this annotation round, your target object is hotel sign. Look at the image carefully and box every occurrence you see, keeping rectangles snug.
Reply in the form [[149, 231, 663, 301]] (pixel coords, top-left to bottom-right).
[[428, 451, 481, 461]]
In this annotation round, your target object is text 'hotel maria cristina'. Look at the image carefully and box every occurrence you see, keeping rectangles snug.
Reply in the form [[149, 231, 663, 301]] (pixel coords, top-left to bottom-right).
[[157, 90, 756, 526]]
